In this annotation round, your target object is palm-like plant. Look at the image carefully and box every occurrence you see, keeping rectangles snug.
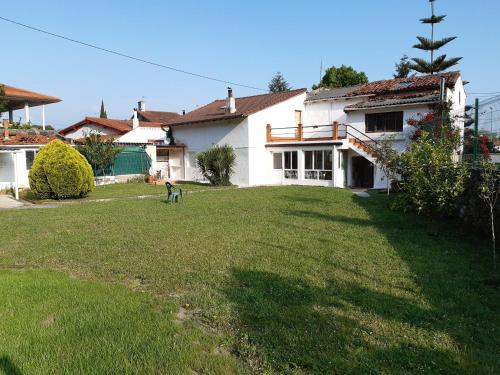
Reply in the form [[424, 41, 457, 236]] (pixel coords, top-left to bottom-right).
[[197, 144, 236, 185]]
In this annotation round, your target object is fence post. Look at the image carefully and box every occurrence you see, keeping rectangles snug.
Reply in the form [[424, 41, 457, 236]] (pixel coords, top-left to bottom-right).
[[298, 123, 303, 141], [266, 124, 272, 142], [332, 121, 339, 140]]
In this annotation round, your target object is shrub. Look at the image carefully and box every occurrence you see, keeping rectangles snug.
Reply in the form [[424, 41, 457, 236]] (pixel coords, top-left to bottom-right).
[[196, 144, 236, 185], [29, 140, 94, 199], [76, 132, 122, 176], [394, 132, 469, 216]]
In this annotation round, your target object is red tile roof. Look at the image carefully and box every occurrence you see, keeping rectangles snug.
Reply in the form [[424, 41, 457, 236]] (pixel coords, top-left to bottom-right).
[[0, 131, 64, 145], [346, 71, 460, 97], [344, 90, 440, 111], [138, 111, 181, 123], [59, 117, 163, 135], [168, 88, 307, 126]]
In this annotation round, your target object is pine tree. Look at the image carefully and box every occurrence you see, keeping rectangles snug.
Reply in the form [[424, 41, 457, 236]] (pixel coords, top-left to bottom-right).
[[410, 0, 462, 75], [99, 100, 108, 119], [394, 55, 415, 78], [268, 72, 291, 93]]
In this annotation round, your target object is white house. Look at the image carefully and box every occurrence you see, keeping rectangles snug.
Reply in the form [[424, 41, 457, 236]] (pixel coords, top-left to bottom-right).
[[0, 120, 65, 196], [0, 84, 62, 197], [167, 71, 465, 189]]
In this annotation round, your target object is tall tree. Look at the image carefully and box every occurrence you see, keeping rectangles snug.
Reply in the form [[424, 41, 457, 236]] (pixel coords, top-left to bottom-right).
[[394, 55, 415, 78], [312, 65, 368, 90], [268, 72, 291, 93], [99, 100, 108, 119], [410, 0, 462, 74]]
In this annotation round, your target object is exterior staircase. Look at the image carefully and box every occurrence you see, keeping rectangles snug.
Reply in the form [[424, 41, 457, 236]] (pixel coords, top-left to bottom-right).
[[348, 138, 377, 159]]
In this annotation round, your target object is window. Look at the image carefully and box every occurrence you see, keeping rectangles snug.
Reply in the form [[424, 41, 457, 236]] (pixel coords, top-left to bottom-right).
[[284, 151, 298, 179], [365, 112, 403, 133], [304, 150, 333, 180], [25, 150, 36, 170], [273, 152, 282, 169]]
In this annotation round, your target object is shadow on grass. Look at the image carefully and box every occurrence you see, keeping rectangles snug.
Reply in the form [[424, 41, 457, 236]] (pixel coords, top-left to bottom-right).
[[223, 269, 463, 374], [223, 193, 500, 374], [0, 357, 23, 375]]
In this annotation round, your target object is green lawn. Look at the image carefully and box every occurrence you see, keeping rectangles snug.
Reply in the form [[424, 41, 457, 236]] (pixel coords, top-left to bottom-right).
[[20, 180, 229, 203], [1, 186, 499, 374]]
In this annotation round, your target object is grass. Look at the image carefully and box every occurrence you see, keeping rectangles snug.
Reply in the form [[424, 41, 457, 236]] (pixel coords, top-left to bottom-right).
[[0, 185, 499, 374], [19, 180, 229, 203]]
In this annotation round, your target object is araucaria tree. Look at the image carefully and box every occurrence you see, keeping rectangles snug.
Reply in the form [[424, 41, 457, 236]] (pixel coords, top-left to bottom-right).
[[410, 0, 462, 74], [268, 72, 291, 93], [312, 65, 368, 90], [99, 100, 108, 119]]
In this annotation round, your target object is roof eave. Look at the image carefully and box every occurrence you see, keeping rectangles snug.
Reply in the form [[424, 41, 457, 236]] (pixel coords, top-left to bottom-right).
[[344, 100, 439, 112]]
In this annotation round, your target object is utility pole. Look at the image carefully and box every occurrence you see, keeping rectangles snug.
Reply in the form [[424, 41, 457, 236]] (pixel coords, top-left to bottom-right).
[[430, 0, 436, 73], [439, 76, 446, 138], [473, 98, 479, 167]]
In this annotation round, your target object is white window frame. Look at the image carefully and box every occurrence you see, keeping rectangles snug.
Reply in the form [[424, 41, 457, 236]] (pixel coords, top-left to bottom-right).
[[304, 150, 333, 181], [283, 151, 298, 179]]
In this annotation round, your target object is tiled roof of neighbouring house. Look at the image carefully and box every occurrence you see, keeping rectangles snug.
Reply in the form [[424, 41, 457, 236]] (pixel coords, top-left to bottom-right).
[[167, 88, 307, 126], [59, 117, 164, 135], [306, 71, 461, 102], [137, 111, 181, 123], [0, 130, 65, 145]]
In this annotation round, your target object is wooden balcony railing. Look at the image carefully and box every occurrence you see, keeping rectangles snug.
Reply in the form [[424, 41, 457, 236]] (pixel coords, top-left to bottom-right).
[[266, 122, 343, 143]]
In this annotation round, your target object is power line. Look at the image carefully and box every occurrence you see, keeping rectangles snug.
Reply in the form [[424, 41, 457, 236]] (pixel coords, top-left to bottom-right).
[[0, 16, 268, 92]]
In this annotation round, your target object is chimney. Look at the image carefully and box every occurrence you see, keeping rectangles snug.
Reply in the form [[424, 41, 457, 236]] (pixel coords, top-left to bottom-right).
[[138, 100, 146, 112], [2, 119, 9, 140], [226, 87, 236, 114], [132, 108, 139, 129]]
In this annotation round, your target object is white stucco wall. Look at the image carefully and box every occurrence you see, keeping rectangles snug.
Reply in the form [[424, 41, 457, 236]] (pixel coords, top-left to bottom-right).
[[115, 127, 165, 144], [0, 148, 39, 190], [173, 118, 250, 186], [247, 92, 306, 186], [64, 124, 120, 140]]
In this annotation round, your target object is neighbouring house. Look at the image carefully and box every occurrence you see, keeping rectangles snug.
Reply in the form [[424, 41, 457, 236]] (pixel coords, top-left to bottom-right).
[[61, 102, 184, 180], [0, 120, 65, 196], [136, 99, 181, 123], [0, 84, 63, 197], [114, 105, 185, 180], [167, 71, 465, 188], [60, 117, 136, 141]]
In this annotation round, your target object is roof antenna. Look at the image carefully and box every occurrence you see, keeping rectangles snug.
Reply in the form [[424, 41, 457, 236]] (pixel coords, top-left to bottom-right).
[[319, 60, 323, 89]]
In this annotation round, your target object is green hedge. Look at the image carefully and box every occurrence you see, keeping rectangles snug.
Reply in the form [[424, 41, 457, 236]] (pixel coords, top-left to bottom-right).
[[29, 140, 94, 199]]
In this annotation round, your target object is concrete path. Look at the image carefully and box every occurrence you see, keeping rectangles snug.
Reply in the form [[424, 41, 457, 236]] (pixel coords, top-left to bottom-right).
[[0, 187, 235, 211], [0, 195, 27, 209]]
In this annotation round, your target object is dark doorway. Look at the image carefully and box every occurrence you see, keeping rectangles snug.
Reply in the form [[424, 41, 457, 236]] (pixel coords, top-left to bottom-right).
[[351, 156, 374, 188]]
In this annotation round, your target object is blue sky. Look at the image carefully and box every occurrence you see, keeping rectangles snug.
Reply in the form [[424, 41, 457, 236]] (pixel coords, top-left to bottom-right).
[[2, 0, 499, 129]]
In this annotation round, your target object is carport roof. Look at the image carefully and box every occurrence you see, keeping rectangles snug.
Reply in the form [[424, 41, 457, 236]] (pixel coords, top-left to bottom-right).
[[1, 84, 61, 110]]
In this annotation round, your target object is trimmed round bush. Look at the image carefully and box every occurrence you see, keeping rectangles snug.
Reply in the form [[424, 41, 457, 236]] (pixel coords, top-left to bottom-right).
[[29, 140, 94, 199]]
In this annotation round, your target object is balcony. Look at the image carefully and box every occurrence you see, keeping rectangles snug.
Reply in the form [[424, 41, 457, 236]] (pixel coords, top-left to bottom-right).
[[266, 122, 346, 143]]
